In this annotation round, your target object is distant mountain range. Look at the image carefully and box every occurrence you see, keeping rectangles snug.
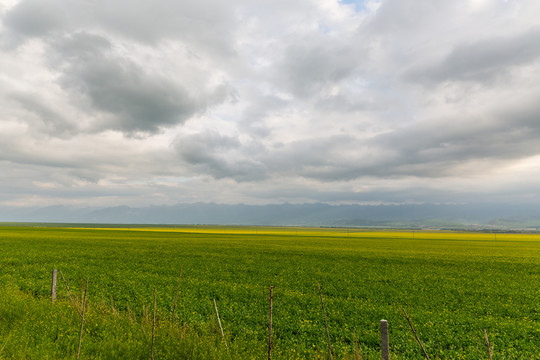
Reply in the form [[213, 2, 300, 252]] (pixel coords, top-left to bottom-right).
[[1, 203, 540, 230]]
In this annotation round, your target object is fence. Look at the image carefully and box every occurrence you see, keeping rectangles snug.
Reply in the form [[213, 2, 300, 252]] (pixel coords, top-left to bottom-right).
[[47, 269, 495, 360]]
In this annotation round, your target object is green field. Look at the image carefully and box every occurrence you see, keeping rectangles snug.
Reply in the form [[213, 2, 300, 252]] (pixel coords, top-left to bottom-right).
[[0, 226, 538, 359]]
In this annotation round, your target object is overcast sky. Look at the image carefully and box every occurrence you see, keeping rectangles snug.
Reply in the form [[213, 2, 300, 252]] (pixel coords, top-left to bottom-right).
[[1, 0, 540, 207]]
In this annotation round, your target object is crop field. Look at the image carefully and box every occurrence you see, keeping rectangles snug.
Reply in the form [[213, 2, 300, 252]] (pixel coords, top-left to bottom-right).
[[0, 225, 539, 359]]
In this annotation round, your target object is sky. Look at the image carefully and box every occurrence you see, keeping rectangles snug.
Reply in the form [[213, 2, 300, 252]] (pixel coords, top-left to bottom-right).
[[1, 0, 540, 208]]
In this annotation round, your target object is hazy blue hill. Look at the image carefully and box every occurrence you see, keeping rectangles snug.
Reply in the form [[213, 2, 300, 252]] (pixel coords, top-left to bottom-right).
[[1, 203, 540, 229]]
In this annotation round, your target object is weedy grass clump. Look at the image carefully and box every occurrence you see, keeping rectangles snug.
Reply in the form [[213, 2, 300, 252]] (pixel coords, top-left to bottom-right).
[[0, 280, 258, 360]]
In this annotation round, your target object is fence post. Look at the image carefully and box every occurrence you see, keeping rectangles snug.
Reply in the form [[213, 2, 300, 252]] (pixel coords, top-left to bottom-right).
[[51, 269, 57, 304], [381, 319, 389, 360]]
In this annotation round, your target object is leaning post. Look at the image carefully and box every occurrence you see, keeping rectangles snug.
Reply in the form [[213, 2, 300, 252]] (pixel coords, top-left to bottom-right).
[[380, 319, 389, 360], [51, 269, 58, 304]]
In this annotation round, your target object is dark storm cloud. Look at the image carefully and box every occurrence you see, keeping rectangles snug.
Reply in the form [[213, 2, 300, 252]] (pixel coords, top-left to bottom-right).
[[2, 0, 236, 136], [51, 32, 229, 135]]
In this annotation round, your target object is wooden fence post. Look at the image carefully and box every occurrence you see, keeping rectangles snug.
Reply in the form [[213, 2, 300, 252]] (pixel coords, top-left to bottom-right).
[[380, 319, 389, 360], [484, 329, 492, 360], [213, 299, 227, 348], [51, 269, 57, 304], [401, 306, 430, 360]]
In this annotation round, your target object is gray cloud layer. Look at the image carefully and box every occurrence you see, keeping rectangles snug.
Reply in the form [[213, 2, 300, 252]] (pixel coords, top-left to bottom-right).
[[54, 32, 206, 134], [2, 0, 540, 207], [408, 28, 540, 84]]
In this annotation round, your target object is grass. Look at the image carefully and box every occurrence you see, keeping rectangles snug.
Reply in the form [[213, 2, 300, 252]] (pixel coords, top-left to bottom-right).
[[0, 226, 539, 359]]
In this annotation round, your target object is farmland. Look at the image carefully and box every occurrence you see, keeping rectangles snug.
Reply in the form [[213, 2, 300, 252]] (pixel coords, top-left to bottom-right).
[[0, 225, 539, 359]]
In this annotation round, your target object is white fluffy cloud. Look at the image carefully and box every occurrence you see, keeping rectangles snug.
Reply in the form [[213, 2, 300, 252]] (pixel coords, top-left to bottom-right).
[[1, 0, 540, 207]]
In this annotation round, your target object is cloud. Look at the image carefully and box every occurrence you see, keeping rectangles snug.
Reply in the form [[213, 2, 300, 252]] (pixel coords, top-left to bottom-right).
[[52, 32, 209, 135], [3, 0, 67, 37], [366, 95, 540, 177], [238, 93, 288, 137], [3, 0, 238, 55], [276, 36, 359, 98], [2, 0, 540, 208], [93, 0, 238, 57], [174, 131, 267, 181], [2, 1, 237, 137], [8, 91, 76, 137], [407, 28, 540, 84]]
